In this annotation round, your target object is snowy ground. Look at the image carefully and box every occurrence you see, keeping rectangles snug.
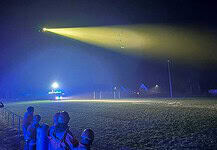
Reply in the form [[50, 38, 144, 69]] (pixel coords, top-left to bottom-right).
[[4, 98, 217, 149], [0, 121, 24, 150]]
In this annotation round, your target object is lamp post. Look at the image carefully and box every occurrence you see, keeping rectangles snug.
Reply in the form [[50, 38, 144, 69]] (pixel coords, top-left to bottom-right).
[[167, 59, 173, 98]]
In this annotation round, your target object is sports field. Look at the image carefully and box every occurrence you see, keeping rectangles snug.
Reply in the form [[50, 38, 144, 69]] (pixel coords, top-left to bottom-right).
[[6, 98, 217, 149]]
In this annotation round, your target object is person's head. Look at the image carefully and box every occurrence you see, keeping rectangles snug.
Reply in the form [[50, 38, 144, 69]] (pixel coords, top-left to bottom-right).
[[53, 112, 60, 126], [33, 115, 41, 125], [55, 111, 70, 132], [27, 106, 34, 114], [81, 129, 94, 146], [58, 111, 70, 124]]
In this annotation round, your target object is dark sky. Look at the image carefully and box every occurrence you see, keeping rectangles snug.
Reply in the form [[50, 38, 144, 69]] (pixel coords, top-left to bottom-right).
[[0, 0, 217, 97]]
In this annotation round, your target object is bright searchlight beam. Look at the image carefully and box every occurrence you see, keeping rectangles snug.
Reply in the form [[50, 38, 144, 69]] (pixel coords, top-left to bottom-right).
[[44, 25, 217, 62]]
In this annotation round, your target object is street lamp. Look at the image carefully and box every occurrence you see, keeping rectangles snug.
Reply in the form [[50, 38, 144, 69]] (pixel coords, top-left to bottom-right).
[[167, 59, 173, 98]]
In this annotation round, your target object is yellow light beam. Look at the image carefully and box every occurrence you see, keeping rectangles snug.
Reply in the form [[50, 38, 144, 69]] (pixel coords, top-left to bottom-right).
[[44, 24, 217, 63]]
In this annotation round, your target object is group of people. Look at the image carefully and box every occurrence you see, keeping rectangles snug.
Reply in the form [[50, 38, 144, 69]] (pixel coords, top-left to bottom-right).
[[22, 106, 94, 150]]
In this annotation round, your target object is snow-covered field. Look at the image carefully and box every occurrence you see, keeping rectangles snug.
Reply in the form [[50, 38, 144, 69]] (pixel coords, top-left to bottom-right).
[[6, 98, 217, 149]]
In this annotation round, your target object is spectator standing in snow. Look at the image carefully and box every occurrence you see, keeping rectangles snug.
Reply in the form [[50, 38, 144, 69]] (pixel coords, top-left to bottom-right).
[[23, 107, 34, 140], [48, 111, 78, 150], [73, 129, 95, 150], [26, 115, 41, 150]]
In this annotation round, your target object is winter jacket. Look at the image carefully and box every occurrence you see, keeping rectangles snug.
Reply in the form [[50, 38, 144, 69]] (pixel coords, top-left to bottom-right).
[[48, 127, 78, 150]]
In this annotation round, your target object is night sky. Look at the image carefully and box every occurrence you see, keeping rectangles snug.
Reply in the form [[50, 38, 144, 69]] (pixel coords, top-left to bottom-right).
[[0, 0, 217, 98]]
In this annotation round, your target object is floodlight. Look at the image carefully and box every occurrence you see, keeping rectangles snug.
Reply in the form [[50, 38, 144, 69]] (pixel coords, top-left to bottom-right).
[[43, 28, 47, 32], [52, 82, 59, 89]]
